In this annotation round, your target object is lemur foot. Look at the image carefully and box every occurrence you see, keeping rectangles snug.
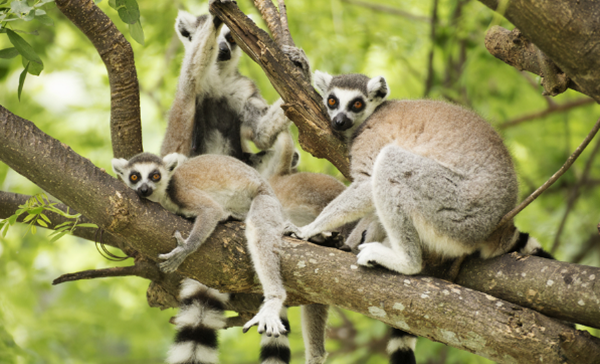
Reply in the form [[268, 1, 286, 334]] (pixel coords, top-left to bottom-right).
[[283, 221, 301, 237], [281, 45, 311, 81], [357, 242, 421, 275], [242, 299, 286, 337], [158, 231, 192, 273]]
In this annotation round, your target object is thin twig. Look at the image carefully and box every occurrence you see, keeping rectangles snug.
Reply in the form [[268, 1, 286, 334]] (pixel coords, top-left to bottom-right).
[[340, 0, 431, 23], [252, 0, 284, 46], [423, 0, 439, 97], [277, 0, 295, 47], [499, 98, 595, 129], [495, 116, 600, 228], [53, 265, 142, 285], [550, 136, 600, 254]]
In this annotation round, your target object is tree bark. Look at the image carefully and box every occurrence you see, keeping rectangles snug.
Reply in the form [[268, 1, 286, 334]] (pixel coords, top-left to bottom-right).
[[2, 106, 600, 362], [478, 0, 600, 103], [55, 0, 143, 159]]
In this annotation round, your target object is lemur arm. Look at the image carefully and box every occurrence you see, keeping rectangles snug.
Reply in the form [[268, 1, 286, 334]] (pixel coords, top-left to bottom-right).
[[158, 191, 227, 273], [297, 179, 375, 240], [241, 97, 290, 150], [160, 16, 223, 157]]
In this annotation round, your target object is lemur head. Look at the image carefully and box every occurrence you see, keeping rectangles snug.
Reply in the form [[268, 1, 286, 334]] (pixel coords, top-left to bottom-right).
[[175, 10, 241, 65], [313, 71, 390, 138], [111, 153, 186, 203]]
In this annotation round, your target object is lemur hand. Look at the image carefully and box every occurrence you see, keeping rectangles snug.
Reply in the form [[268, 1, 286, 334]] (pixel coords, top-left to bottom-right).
[[281, 45, 311, 81], [158, 231, 193, 273]]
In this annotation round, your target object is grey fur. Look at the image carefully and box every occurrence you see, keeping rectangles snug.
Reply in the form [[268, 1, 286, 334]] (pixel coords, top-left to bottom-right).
[[112, 152, 300, 340], [299, 72, 528, 275]]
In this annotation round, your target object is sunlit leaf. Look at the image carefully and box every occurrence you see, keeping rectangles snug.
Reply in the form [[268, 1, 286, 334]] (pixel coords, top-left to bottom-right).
[[0, 47, 18, 59], [30, 224, 37, 235], [37, 219, 48, 227], [8, 214, 18, 225], [129, 19, 144, 45], [54, 221, 73, 229], [116, 0, 139, 24], [75, 223, 98, 228], [108, 0, 116, 9], [49, 231, 67, 242], [22, 9, 34, 21], [23, 213, 35, 222], [39, 213, 51, 224], [7, 29, 42, 65]]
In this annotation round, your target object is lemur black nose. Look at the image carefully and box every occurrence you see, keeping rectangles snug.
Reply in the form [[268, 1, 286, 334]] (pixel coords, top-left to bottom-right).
[[332, 113, 353, 131], [217, 43, 231, 62], [137, 184, 153, 197]]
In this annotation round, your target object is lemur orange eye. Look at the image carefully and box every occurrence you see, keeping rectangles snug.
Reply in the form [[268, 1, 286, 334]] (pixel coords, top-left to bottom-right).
[[328, 98, 336, 106], [152, 173, 161, 181], [225, 33, 235, 44], [130, 175, 138, 181], [354, 101, 363, 109]]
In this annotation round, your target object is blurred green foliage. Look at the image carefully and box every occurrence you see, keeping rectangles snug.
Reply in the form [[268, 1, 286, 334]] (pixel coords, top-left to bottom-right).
[[0, 0, 599, 363]]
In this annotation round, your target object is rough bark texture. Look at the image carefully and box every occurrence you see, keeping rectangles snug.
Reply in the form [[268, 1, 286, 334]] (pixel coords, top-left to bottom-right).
[[485, 26, 584, 96], [55, 0, 143, 159], [479, 0, 600, 103], [2, 106, 600, 362], [209, 1, 351, 178]]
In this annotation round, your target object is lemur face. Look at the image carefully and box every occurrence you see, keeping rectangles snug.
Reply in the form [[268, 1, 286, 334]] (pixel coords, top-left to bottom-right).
[[313, 71, 390, 136], [112, 153, 183, 203], [216, 26, 238, 62], [175, 10, 240, 64]]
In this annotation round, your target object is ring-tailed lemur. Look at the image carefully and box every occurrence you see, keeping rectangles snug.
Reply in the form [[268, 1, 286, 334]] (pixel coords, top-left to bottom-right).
[[293, 71, 551, 363], [111, 152, 300, 364], [160, 2, 309, 162]]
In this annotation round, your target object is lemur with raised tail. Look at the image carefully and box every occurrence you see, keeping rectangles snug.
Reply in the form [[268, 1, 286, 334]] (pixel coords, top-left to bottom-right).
[[161, 1, 309, 161], [111, 152, 300, 364], [294, 71, 549, 363]]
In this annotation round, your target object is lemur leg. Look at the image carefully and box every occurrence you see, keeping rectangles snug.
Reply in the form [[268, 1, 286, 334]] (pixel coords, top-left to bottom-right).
[[297, 180, 374, 240], [358, 145, 471, 275], [167, 279, 229, 364], [161, 15, 222, 156], [159, 192, 227, 273], [260, 307, 291, 364], [387, 329, 417, 364], [242, 193, 288, 337], [301, 304, 329, 364]]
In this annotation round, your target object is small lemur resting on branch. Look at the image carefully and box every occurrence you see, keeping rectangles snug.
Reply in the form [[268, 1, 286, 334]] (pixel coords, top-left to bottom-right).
[[111, 153, 299, 353]]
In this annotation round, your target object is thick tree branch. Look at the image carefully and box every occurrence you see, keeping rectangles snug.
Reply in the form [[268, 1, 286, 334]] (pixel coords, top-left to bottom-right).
[[210, 1, 351, 178], [1, 106, 599, 362], [479, 1, 600, 103], [55, 0, 143, 159]]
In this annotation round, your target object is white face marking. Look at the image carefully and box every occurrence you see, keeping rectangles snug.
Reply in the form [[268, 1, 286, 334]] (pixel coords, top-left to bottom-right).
[[325, 88, 369, 136], [122, 162, 169, 203]]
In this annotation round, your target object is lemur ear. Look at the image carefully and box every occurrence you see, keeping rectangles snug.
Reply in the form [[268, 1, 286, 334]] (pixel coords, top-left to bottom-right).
[[111, 158, 128, 177], [313, 70, 333, 95], [291, 150, 301, 170], [175, 10, 200, 44], [163, 153, 187, 174], [367, 76, 389, 101]]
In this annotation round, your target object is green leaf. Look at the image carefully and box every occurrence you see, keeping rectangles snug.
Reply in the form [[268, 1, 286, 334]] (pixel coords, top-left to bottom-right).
[[8, 214, 18, 225], [10, 0, 32, 14], [30, 206, 44, 214], [23, 213, 36, 222], [39, 213, 51, 224], [37, 219, 48, 227], [1, 224, 8, 238], [18, 61, 28, 100], [0, 47, 18, 59], [35, 195, 44, 204], [75, 223, 98, 228], [50, 226, 71, 233], [30, 224, 37, 235], [22, 9, 34, 21], [108, 0, 116, 8], [35, 13, 53, 26], [128, 19, 144, 45], [7, 29, 43, 66], [38, 0, 55, 4], [116, 0, 139, 24], [49, 231, 67, 243], [54, 221, 73, 229]]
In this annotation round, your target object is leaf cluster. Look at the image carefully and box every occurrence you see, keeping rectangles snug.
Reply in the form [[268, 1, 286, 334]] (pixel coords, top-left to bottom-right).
[[0, 192, 97, 242]]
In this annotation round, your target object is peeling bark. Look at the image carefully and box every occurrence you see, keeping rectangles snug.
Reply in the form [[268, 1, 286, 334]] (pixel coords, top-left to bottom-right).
[[55, 0, 142, 159]]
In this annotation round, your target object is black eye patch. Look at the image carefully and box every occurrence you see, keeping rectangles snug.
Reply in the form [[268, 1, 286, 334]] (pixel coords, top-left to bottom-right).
[[327, 95, 339, 110], [349, 97, 366, 113], [129, 172, 141, 184]]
